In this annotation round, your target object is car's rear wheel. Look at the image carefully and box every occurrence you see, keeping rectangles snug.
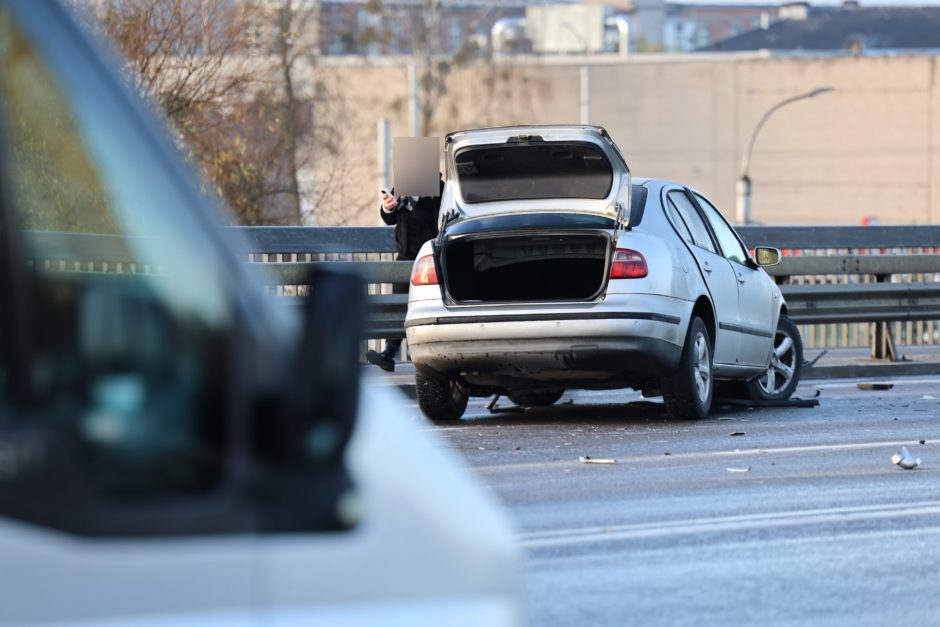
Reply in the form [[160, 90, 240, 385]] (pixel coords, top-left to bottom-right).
[[662, 316, 713, 420], [416, 371, 469, 422], [747, 315, 803, 401], [507, 389, 564, 408]]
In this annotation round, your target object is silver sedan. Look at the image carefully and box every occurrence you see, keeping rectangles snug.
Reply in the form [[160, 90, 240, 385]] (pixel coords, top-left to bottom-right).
[[405, 125, 802, 421]]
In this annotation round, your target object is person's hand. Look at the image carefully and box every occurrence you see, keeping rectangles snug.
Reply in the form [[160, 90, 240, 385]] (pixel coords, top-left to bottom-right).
[[381, 190, 399, 211]]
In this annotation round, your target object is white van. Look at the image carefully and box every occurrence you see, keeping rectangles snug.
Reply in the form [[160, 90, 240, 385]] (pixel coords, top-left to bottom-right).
[[0, 2, 524, 625]]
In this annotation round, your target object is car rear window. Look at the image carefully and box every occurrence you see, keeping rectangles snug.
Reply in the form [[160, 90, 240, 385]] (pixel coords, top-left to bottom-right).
[[455, 141, 613, 204]]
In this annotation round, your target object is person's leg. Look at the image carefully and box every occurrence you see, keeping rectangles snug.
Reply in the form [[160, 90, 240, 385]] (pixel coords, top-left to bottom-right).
[[366, 282, 408, 371]]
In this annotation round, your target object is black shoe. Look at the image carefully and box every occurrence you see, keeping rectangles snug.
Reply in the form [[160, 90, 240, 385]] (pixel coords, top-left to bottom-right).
[[366, 349, 395, 372]]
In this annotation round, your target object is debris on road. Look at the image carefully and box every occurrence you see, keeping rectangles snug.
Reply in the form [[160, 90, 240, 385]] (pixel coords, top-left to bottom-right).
[[925, 395, 936, 400], [664, 452, 672, 456], [891, 446, 921, 470], [857, 383, 894, 391], [715, 396, 819, 408], [804, 350, 828, 368], [920, 440, 927, 445], [726, 467, 751, 473], [485, 395, 526, 414], [728, 431, 746, 437], [579, 456, 616, 465]]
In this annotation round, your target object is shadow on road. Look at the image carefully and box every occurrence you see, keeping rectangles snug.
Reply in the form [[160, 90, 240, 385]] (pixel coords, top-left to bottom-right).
[[460, 396, 759, 427]]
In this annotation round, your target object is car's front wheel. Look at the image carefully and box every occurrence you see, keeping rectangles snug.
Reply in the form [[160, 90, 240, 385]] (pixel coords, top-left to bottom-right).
[[416, 371, 469, 422], [662, 316, 713, 420], [507, 389, 564, 408], [746, 315, 803, 401]]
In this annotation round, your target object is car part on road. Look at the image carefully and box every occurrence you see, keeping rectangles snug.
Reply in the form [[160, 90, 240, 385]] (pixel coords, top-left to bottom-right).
[[579, 456, 616, 464], [803, 349, 828, 369], [416, 371, 469, 421], [714, 396, 821, 409], [747, 315, 803, 402], [891, 446, 921, 469], [662, 316, 713, 420], [507, 389, 564, 408], [485, 395, 527, 414], [859, 382, 895, 391]]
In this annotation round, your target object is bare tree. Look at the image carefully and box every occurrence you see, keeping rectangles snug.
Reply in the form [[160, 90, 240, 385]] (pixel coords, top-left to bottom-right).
[[75, 0, 337, 225]]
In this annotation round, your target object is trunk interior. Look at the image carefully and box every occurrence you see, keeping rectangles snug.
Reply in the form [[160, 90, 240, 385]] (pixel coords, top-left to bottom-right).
[[442, 233, 609, 303]]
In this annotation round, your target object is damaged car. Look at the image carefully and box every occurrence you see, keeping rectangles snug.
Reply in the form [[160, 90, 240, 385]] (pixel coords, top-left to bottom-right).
[[405, 125, 802, 421]]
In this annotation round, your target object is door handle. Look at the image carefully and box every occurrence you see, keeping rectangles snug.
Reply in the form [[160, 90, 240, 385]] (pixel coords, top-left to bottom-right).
[[702, 262, 712, 273], [737, 273, 746, 284]]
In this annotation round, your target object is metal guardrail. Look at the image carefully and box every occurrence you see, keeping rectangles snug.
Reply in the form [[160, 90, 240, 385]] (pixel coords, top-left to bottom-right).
[[227, 226, 940, 342], [23, 227, 940, 346]]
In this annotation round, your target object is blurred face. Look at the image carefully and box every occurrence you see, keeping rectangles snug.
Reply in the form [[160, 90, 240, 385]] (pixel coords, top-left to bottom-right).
[[393, 136, 439, 197]]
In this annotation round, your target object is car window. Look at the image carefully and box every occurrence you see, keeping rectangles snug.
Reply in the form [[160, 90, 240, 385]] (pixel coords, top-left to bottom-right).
[[0, 7, 232, 493], [455, 142, 613, 203], [663, 195, 695, 243], [693, 193, 749, 265], [667, 191, 716, 254]]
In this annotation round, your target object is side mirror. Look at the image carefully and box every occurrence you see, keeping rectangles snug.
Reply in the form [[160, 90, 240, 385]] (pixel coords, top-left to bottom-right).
[[754, 246, 781, 267], [290, 268, 365, 467], [257, 268, 366, 531]]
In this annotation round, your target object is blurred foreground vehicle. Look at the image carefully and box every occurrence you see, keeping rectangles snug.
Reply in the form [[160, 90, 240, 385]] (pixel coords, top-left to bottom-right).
[[406, 126, 802, 421], [0, 2, 523, 625]]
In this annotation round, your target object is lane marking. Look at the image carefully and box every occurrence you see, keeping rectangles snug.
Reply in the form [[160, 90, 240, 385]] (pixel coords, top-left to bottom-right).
[[520, 500, 940, 548]]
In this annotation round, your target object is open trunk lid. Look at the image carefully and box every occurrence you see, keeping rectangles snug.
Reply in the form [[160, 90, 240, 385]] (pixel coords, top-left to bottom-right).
[[440, 126, 632, 228]]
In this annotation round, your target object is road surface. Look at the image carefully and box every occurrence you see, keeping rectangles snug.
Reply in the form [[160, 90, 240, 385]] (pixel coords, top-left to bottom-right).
[[398, 375, 940, 626]]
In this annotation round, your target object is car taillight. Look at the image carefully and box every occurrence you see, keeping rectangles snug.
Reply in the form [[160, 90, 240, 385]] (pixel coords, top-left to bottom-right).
[[411, 255, 438, 286], [609, 248, 647, 279]]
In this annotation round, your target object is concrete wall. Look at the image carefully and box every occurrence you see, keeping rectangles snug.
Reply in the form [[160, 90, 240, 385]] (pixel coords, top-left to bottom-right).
[[314, 53, 940, 226]]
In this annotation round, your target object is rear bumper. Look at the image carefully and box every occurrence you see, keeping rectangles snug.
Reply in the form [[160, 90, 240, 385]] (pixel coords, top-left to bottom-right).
[[409, 334, 681, 383], [405, 296, 689, 385]]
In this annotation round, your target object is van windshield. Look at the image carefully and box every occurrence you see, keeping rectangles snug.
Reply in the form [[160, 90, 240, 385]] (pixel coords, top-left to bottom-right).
[[455, 141, 613, 204]]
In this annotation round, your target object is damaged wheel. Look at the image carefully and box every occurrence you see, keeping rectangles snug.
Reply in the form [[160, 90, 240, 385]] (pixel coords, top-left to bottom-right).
[[662, 316, 712, 420], [416, 371, 468, 422], [507, 389, 564, 408], [747, 315, 803, 402]]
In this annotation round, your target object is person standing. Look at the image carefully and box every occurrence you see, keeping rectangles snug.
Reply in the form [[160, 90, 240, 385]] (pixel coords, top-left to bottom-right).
[[366, 178, 443, 372]]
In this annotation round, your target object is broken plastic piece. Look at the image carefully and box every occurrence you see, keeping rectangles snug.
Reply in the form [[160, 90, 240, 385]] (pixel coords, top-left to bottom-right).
[[726, 467, 751, 473], [579, 456, 616, 464], [891, 446, 921, 470], [858, 383, 893, 391], [728, 431, 746, 437]]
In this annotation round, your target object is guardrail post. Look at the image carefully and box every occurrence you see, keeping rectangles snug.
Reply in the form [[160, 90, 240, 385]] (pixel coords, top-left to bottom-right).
[[870, 273, 897, 361]]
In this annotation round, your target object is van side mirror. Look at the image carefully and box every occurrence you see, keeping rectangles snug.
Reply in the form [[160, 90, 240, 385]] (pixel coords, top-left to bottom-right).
[[289, 268, 365, 468], [754, 246, 781, 267], [256, 267, 366, 532]]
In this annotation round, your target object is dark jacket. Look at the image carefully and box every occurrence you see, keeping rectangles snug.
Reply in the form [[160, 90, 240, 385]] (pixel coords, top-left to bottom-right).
[[380, 181, 443, 261]]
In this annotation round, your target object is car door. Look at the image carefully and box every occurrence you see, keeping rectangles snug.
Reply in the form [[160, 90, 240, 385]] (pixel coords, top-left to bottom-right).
[[693, 192, 777, 368], [664, 189, 740, 367]]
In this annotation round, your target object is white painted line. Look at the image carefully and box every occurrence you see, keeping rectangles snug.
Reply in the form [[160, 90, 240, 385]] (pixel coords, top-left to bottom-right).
[[520, 500, 940, 548]]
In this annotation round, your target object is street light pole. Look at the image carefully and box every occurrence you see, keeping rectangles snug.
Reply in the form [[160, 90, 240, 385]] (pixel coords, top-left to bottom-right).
[[736, 86, 834, 224]]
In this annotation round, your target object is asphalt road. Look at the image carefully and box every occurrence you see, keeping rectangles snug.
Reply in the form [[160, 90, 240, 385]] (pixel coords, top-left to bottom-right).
[[403, 375, 940, 626]]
